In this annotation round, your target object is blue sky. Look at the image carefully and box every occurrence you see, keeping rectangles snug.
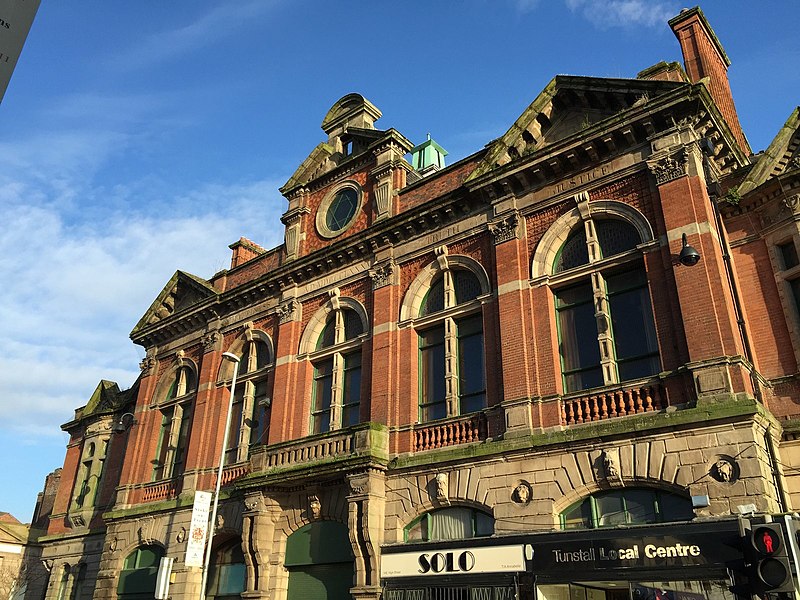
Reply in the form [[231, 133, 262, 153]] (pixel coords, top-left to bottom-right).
[[0, 1, 797, 522]]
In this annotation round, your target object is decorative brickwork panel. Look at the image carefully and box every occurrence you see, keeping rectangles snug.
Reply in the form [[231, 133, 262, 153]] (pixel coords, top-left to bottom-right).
[[526, 203, 574, 260], [303, 171, 374, 255], [398, 158, 482, 211], [222, 248, 284, 290], [590, 173, 659, 233]]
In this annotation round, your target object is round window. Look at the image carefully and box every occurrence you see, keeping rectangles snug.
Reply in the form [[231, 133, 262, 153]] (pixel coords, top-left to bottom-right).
[[317, 184, 362, 238]]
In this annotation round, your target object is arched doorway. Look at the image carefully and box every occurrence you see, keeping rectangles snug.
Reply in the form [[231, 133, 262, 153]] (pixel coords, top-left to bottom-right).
[[206, 539, 246, 600], [285, 522, 354, 600], [117, 545, 163, 600]]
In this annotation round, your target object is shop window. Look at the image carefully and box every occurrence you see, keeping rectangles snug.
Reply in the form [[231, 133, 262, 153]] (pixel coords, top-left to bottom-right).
[[152, 360, 197, 481], [309, 307, 364, 434], [418, 268, 486, 422], [405, 507, 494, 542], [560, 489, 693, 529], [117, 545, 163, 600], [206, 540, 246, 600], [223, 335, 274, 465], [552, 219, 659, 393]]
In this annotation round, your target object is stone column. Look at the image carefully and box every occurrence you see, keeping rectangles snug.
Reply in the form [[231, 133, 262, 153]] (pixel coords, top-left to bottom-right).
[[347, 469, 386, 600], [241, 491, 281, 600], [647, 128, 752, 401], [488, 197, 536, 435], [269, 294, 304, 441]]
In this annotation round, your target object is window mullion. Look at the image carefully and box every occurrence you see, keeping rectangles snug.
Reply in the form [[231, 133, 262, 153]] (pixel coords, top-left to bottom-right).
[[237, 380, 256, 463], [165, 404, 183, 478], [443, 316, 458, 417], [329, 352, 344, 430], [176, 367, 187, 397], [592, 270, 618, 387]]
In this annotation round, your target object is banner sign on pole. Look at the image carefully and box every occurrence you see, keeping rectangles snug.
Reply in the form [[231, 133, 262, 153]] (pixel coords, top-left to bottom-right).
[[0, 0, 42, 103], [185, 491, 212, 568]]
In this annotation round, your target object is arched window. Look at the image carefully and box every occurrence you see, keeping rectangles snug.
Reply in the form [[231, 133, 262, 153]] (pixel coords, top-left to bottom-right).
[[153, 360, 197, 480], [417, 266, 486, 422], [71, 438, 107, 510], [70, 564, 87, 600], [551, 216, 659, 392], [117, 545, 164, 600], [285, 522, 354, 600], [224, 335, 274, 465], [55, 565, 70, 600], [405, 507, 494, 542], [560, 488, 693, 529], [310, 307, 364, 433], [206, 540, 246, 600]]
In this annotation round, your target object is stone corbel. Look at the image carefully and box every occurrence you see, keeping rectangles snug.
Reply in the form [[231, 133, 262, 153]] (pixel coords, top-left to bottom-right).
[[277, 299, 300, 324], [328, 287, 341, 311], [601, 448, 624, 487], [202, 329, 221, 354], [647, 147, 689, 185], [488, 211, 520, 245], [369, 259, 397, 290], [139, 347, 158, 376], [435, 245, 449, 271], [308, 494, 321, 520]]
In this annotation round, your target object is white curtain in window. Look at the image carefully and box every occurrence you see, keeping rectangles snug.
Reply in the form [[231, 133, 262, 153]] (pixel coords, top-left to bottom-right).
[[429, 508, 472, 540]]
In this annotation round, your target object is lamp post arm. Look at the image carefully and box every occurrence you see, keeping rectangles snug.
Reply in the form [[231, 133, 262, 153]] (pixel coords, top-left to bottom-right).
[[199, 356, 240, 600]]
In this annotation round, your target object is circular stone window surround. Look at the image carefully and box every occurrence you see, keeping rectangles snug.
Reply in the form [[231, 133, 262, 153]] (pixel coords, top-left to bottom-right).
[[316, 181, 363, 239]]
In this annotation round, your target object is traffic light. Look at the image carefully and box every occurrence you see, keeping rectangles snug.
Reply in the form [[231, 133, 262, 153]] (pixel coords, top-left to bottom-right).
[[746, 522, 794, 594]]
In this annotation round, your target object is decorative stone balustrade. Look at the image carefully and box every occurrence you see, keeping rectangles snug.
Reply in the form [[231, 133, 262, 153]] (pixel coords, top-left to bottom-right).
[[413, 413, 488, 452], [561, 382, 665, 425], [220, 463, 250, 487], [249, 424, 388, 475], [139, 479, 180, 503]]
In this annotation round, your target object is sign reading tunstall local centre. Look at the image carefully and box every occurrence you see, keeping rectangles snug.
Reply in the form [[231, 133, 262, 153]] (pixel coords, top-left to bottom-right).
[[380, 545, 525, 578], [185, 491, 212, 568]]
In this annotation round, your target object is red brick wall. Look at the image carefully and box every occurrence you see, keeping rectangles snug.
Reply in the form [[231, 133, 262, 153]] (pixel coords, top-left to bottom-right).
[[671, 10, 750, 154]]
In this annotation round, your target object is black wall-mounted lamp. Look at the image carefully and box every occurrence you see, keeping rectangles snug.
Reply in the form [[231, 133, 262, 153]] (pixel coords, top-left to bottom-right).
[[678, 232, 701, 266], [112, 412, 136, 434]]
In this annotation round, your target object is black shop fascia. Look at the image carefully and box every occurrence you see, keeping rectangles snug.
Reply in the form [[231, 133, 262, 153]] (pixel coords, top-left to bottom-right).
[[380, 519, 742, 597]]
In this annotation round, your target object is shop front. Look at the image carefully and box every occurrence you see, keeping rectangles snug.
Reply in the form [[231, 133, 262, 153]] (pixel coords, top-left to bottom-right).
[[380, 520, 744, 600]]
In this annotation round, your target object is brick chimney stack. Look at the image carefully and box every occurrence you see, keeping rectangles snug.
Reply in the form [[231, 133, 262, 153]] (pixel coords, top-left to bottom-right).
[[669, 7, 751, 156]]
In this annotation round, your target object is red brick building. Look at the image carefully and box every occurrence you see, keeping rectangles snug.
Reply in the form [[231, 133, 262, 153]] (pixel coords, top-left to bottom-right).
[[32, 7, 800, 600]]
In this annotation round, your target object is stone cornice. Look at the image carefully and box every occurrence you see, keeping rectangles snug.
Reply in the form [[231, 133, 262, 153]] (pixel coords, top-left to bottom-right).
[[131, 177, 489, 348], [464, 83, 744, 202]]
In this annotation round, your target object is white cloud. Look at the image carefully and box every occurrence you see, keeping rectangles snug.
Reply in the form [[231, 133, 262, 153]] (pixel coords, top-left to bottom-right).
[[565, 0, 677, 28], [513, 0, 540, 13], [109, 0, 279, 71], [0, 92, 286, 440], [0, 183, 285, 439]]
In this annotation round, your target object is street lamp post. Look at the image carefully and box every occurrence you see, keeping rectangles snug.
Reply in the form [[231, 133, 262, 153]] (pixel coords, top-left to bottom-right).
[[199, 351, 241, 600]]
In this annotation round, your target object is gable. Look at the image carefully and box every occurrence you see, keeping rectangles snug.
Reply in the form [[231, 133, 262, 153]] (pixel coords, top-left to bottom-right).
[[467, 75, 688, 182], [131, 270, 217, 335], [738, 107, 800, 196]]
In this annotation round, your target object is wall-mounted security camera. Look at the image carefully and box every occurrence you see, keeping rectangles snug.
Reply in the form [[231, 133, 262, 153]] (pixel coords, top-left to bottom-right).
[[678, 232, 701, 266]]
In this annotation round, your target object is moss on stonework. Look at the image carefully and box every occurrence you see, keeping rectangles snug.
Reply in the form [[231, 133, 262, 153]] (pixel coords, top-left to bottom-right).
[[393, 394, 763, 470]]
